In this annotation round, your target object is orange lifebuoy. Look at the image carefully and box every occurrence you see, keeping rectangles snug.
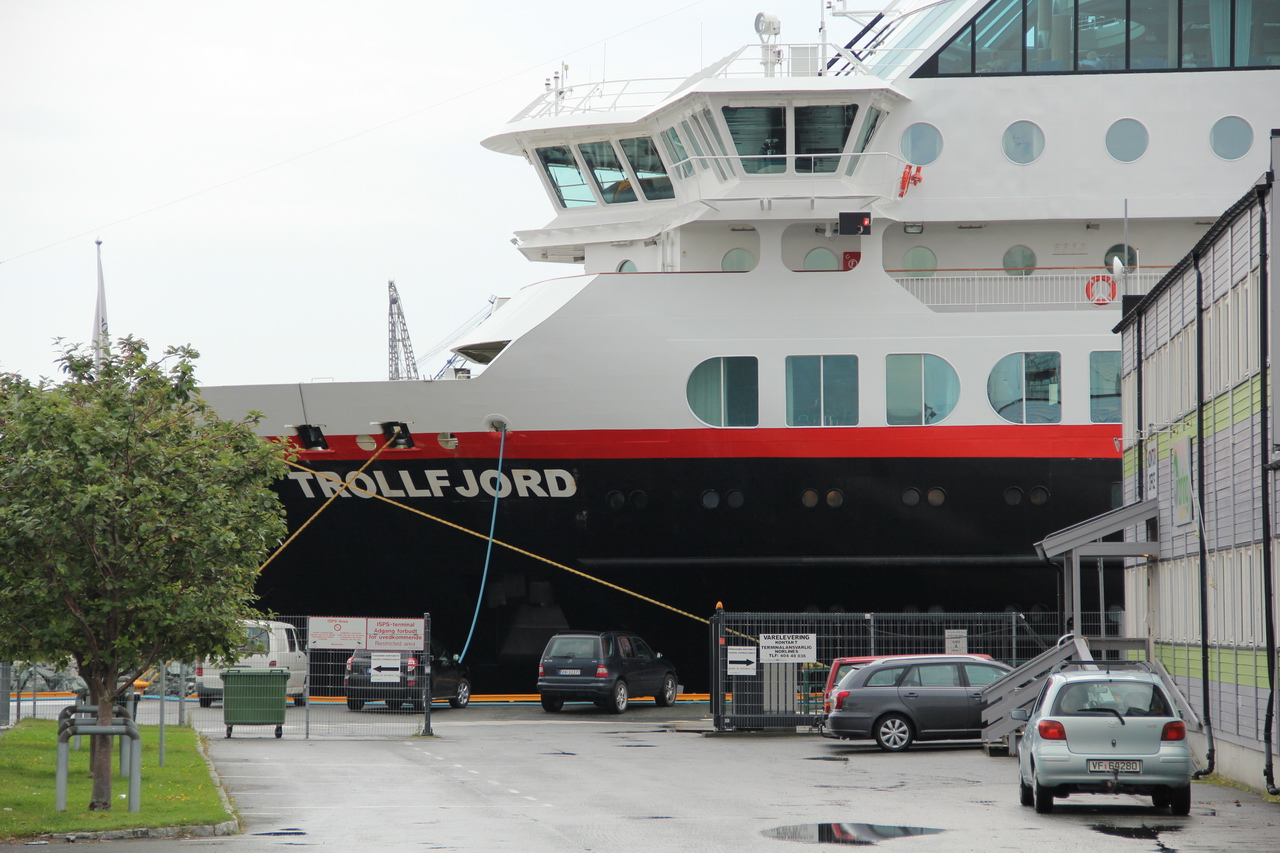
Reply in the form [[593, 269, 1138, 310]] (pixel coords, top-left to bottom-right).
[[1086, 274, 1117, 305]]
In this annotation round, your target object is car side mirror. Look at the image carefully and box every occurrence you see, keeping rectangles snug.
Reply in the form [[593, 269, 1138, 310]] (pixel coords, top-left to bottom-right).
[[1010, 708, 1029, 721]]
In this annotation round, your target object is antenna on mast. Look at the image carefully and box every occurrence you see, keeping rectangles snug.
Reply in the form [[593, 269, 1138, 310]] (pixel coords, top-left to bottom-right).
[[388, 280, 420, 381]]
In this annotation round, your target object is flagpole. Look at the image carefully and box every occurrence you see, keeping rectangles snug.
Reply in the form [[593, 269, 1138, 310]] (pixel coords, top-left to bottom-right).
[[92, 239, 109, 364]]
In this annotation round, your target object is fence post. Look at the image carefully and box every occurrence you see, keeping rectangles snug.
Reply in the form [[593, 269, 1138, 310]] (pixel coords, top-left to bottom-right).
[[422, 612, 433, 737], [710, 606, 724, 731], [0, 662, 9, 726]]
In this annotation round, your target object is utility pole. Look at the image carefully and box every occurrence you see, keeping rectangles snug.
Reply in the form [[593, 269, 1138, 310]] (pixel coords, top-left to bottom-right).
[[388, 280, 419, 380]]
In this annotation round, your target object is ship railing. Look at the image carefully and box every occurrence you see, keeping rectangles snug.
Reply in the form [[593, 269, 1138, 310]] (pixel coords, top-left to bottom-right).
[[661, 151, 910, 204], [895, 269, 1164, 311], [513, 42, 877, 120]]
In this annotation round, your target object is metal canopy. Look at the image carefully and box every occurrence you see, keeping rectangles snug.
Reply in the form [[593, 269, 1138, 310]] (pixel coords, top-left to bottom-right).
[[1034, 500, 1160, 639]]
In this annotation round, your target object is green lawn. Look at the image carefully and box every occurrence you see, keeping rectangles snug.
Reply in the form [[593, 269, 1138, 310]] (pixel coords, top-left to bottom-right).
[[0, 717, 233, 841]]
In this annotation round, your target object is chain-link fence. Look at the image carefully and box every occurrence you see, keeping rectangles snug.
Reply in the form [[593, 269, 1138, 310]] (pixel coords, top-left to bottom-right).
[[709, 610, 1083, 732]]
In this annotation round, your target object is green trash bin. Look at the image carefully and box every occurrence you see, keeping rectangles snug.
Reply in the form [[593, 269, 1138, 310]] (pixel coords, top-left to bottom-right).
[[220, 668, 288, 738]]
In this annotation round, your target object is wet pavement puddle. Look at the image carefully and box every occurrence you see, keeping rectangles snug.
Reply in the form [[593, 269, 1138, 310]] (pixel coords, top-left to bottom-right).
[[762, 822, 943, 845], [1090, 823, 1183, 841]]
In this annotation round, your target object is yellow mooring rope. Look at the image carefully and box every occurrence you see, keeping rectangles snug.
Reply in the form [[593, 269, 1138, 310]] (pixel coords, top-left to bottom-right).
[[273, 457, 711, 627]]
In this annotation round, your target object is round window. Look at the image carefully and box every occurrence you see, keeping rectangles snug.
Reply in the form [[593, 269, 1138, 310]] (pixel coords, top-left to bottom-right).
[[1210, 116, 1253, 161], [617, 259, 637, 272], [903, 246, 937, 278], [1105, 118, 1149, 163], [825, 489, 844, 508], [1104, 244, 1138, 271], [803, 247, 839, 271], [902, 488, 921, 507], [727, 489, 745, 509], [900, 123, 943, 166], [1002, 245, 1036, 276], [926, 488, 946, 507], [721, 248, 756, 272], [606, 490, 625, 510], [801, 488, 820, 508], [1002, 121, 1044, 164], [701, 490, 721, 509]]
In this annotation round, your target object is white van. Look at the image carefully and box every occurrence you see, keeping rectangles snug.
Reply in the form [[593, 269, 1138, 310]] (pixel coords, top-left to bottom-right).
[[194, 620, 308, 707]]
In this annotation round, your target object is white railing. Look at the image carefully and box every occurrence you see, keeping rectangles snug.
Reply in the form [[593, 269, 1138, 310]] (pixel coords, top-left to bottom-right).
[[895, 270, 1162, 311]]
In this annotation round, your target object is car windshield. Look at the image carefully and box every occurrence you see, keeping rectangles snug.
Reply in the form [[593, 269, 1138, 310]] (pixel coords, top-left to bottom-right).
[[1052, 680, 1172, 717], [547, 636, 599, 659]]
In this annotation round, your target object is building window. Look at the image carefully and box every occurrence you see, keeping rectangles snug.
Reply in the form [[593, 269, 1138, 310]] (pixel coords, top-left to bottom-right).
[[1090, 351, 1121, 423], [1002, 245, 1037, 276], [1002, 121, 1044, 164], [903, 246, 938, 278], [900, 123, 942, 166], [1210, 116, 1253, 160], [988, 352, 1061, 424], [619, 137, 675, 200], [535, 146, 596, 208], [687, 356, 759, 427], [721, 248, 756, 272], [1105, 119, 1149, 163], [786, 355, 859, 426], [803, 248, 839, 270], [886, 354, 960, 425]]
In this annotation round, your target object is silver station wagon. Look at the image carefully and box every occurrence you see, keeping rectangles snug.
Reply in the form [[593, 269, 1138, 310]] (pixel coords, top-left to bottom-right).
[[1013, 668, 1195, 814]]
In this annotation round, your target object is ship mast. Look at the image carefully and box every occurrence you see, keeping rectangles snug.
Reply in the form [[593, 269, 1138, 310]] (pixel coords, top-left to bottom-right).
[[387, 279, 419, 381]]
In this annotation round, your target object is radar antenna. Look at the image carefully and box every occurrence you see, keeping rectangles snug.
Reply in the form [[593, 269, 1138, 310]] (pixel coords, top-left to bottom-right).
[[387, 279, 420, 381]]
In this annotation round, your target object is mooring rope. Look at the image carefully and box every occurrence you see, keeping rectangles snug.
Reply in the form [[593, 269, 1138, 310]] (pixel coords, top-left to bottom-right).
[[460, 425, 506, 661]]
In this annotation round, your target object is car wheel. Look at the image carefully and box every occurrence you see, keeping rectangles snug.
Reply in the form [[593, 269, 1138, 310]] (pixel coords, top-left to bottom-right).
[[1019, 774, 1034, 807], [609, 680, 629, 714], [1032, 768, 1055, 814], [873, 714, 914, 751], [1168, 784, 1192, 816], [540, 695, 563, 712], [198, 696, 213, 708], [385, 699, 403, 711], [654, 673, 677, 707], [346, 698, 365, 711], [1152, 790, 1170, 809], [449, 679, 471, 709]]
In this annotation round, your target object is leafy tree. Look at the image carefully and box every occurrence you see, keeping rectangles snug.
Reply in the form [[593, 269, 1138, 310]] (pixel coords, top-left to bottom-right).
[[0, 338, 291, 810]]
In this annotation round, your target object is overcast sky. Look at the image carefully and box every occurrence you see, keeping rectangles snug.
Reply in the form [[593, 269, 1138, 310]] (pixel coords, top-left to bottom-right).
[[1, 0, 828, 387]]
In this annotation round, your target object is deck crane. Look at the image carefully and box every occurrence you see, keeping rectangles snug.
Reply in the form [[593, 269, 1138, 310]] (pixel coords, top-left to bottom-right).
[[387, 280, 419, 380]]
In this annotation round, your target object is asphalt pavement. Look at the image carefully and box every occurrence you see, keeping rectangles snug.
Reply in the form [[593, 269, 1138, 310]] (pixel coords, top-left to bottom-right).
[[4, 700, 1278, 851]]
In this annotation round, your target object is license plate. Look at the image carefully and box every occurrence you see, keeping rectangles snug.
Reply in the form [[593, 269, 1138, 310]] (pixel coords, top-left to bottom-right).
[[1088, 759, 1142, 773], [560, 668, 581, 676]]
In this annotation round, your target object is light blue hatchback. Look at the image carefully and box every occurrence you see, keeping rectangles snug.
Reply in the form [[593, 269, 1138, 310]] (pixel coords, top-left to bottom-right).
[[1013, 668, 1195, 814]]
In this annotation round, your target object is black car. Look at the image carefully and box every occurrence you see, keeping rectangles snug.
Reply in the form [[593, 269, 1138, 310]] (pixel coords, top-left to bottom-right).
[[344, 641, 471, 711], [537, 630, 678, 713], [825, 655, 1011, 750]]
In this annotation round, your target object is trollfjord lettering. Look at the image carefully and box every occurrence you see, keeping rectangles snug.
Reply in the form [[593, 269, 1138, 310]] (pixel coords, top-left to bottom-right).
[[287, 467, 577, 500]]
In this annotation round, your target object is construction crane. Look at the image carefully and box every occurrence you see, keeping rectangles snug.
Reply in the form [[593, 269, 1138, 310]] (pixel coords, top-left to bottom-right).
[[387, 280, 419, 380]]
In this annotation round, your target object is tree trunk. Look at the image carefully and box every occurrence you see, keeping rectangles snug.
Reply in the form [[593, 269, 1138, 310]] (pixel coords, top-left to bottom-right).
[[88, 692, 114, 811]]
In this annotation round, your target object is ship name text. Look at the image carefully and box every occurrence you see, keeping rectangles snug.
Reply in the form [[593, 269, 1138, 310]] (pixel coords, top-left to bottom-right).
[[287, 467, 577, 500]]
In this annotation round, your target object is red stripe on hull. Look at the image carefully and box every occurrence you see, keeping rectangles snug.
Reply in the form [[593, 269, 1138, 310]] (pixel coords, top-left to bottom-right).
[[287, 424, 1121, 461]]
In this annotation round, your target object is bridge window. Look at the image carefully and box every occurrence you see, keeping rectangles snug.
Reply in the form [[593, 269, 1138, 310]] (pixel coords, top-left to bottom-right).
[[619, 137, 675, 200], [578, 141, 636, 204], [988, 352, 1061, 424], [796, 105, 858, 174], [1090, 351, 1122, 423], [536, 146, 596, 208], [721, 106, 787, 174], [660, 128, 694, 178], [886, 354, 959, 425], [687, 357, 758, 427], [786, 355, 859, 426]]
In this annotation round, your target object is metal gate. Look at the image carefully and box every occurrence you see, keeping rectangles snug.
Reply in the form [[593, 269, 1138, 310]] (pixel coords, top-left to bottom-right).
[[709, 610, 1069, 732]]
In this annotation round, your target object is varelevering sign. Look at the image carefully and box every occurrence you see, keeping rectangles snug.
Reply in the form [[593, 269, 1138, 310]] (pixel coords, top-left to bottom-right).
[[307, 617, 426, 651], [759, 633, 817, 663]]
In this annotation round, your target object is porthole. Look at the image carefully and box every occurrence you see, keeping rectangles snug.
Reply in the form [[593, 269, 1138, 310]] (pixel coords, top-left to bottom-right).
[[1001, 121, 1044, 164], [801, 488, 820, 508], [606, 490, 625, 510], [727, 489, 745, 509], [1210, 116, 1253, 161], [1105, 118, 1148, 163], [1103, 244, 1138, 271], [1004, 487, 1024, 506], [1029, 486, 1050, 506], [702, 489, 721, 509], [1002, 245, 1036, 276], [803, 247, 839, 271], [617, 259, 637, 272], [900, 123, 943, 166], [826, 489, 844, 508], [629, 490, 649, 510], [927, 488, 946, 507], [902, 246, 937, 278], [902, 488, 921, 507], [721, 248, 756, 272]]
